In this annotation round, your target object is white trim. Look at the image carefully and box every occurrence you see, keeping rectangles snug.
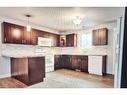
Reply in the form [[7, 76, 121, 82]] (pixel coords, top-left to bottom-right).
[[0, 74, 11, 78], [114, 16, 125, 88]]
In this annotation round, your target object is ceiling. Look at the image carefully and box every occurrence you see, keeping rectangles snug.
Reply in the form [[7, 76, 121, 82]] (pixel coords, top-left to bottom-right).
[[0, 7, 125, 31]]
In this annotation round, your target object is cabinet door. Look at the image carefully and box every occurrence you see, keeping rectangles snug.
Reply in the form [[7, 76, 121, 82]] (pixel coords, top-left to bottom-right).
[[81, 56, 88, 72], [11, 58, 19, 79], [54, 55, 62, 70], [11, 58, 29, 84], [18, 58, 29, 84], [71, 55, 80, 70], [31, 29, 38, 45], [50, 34, 60, 46], [93, 30, 99, 45], [56, 35, 60, 47], [66, 34, 77, 47], [93, 28, 108, 45], [2, 22, 12, 43], [22, 29, 32, 45], [10, 24, 24, 44], [28, 57, 44, 85], [99, 28, 108, 45], [61, 55, 70, 69]]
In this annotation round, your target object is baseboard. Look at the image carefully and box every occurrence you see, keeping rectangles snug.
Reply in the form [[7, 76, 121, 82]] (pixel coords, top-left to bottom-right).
[[0, 74, 11, 78]]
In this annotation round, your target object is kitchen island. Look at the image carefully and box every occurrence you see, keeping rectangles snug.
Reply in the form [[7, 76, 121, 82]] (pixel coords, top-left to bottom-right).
[[10, 56, 45, 86]]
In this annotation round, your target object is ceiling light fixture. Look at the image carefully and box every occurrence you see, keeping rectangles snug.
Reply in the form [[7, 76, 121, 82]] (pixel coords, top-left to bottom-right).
[[25, 14, 31, 32], [73, 16, 82, 25]]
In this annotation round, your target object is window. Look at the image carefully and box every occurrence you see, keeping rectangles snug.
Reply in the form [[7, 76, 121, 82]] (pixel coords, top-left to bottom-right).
[[81, 32, 92, 49]]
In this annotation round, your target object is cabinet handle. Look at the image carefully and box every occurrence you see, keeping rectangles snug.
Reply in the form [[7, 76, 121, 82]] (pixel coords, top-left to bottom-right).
[[22, 40, 24, 43], [4, 37, 6, 42]]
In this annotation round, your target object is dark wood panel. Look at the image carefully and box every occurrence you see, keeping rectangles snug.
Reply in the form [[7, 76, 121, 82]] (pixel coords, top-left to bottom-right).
[[11, 57, 45, 85], [11, 58, 19, 79], [28, 57, 44, 85], [2, 22, 12, 43], [93, 30, 99, 45], [80, 56, 88, 72], [2, 22, 60, 46], [54, 55, 88, 73], [17, 58, 29, 84], [93, 28, 108, 45], [11, 58, 29, 84], [22, 29, 32, 44], [10, 23, 24, 44], [54, 55, 62, 70], [66, 34, 77, 47]]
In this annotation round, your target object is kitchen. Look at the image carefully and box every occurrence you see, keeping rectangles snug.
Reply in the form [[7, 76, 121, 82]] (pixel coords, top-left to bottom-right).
[[0, 7, 125, 88]]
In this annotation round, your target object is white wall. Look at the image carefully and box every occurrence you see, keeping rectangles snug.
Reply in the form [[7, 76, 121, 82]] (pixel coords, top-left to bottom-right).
[[0, 21, 11, 78], [60, 21, 117, 74]]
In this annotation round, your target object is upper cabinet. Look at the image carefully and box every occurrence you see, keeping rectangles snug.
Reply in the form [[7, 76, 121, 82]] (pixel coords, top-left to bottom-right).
[[59, 34, 77, 47], [2, 22, 59, 46], [92, 28, 108, 45], [66, 34, 77, 47], [2, 22, 24, 44]]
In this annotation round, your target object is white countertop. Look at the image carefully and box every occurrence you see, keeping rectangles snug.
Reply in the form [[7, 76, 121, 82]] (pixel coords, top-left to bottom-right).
[[2, 54, 45, 58], [58, 53, 107, 56]]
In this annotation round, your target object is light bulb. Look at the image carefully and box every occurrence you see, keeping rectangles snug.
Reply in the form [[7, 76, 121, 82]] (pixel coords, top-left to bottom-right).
[[26, 25, 31, 32], [73, 16, 82, 25]]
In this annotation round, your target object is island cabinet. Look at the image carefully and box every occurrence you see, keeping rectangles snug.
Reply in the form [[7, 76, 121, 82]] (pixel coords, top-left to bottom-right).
[[11, 57, 45, 85], [54, 55, 88, 72]]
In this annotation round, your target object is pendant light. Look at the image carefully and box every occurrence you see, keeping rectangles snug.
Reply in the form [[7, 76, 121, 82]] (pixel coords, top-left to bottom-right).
[[25, 14, 31, 32]]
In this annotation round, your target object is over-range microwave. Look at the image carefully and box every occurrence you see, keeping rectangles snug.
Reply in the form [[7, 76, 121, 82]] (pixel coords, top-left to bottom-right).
[[38, 37, 53, 46]]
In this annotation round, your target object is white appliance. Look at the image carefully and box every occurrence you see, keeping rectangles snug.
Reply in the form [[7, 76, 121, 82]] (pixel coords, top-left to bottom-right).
[[88, 56, 104, 76], [38, 37, 53, 46], [45, 54, 54, 73]]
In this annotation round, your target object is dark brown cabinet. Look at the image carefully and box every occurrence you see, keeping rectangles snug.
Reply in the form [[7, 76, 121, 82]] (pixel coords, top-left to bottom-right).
[[22, 29, 32, 45], [11, 57, 45, 85], [59, 34, 77, 47], [92, 28, 108, 45], [54, 55, 64, 70], [54, 55, 88, 72], [2, 22, 24, 44], [2, 22, 60, 46], [80, 56, 88, 72], [66, 34, 77, 47]]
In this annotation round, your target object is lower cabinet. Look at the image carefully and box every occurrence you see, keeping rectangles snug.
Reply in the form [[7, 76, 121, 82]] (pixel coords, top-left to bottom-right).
[[11, 57, 45, 85], [80, 56, 88, 72], [54, 55, 107, 75], [54, 55, 88, 72], [54, 55, 62, 70]]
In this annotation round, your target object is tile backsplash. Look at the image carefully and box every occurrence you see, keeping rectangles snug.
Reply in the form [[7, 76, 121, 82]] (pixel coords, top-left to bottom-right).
[[2, 44, 61, 56]]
